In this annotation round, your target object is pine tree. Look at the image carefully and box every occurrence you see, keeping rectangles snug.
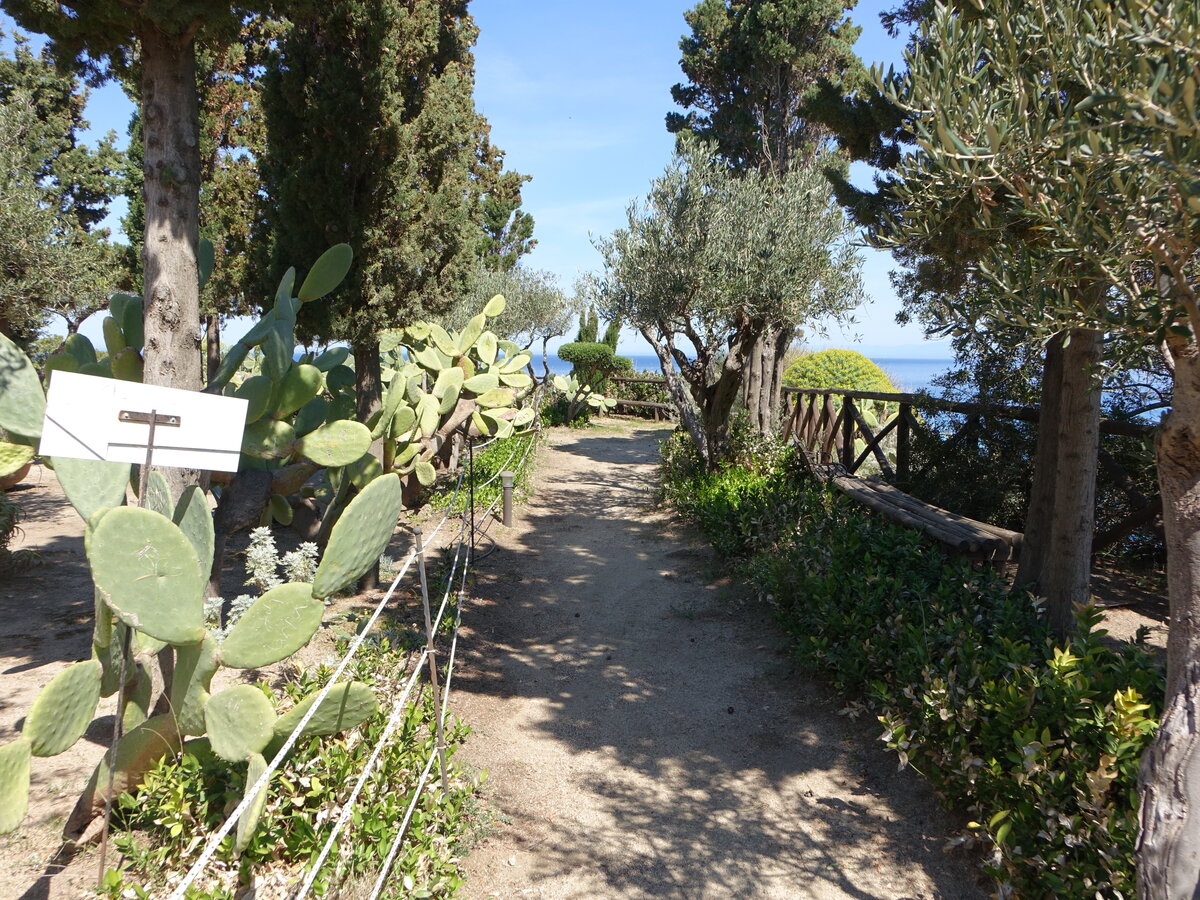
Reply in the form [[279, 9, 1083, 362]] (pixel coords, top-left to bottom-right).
[[260, 0, 488, 420], [0, 29, 126, 345], [475, 139, 535, 272]]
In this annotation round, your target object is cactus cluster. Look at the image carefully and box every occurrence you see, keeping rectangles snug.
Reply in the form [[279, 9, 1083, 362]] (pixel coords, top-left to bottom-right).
[[0, 242, 539, 845], [0, 470, 400, 847]]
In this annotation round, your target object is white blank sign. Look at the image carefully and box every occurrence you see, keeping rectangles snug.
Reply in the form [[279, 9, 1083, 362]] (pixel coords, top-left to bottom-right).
[[40, 371, 248, 472]]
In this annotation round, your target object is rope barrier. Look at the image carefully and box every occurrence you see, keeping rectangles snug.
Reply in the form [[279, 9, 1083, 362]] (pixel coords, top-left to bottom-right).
[[291, 657, 430, 899], [168, 409, 537, 897]]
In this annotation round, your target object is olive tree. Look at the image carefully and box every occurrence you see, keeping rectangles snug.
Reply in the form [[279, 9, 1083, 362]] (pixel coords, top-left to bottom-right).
[[882, 1, 1199, 894], [596, 140, 863, 466]]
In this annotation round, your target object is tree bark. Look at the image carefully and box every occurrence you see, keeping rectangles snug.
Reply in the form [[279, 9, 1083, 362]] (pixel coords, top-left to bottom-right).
[[353, 340, 383, 423], [737, 322, 793, 437], [140, 25, 202, 496], [1016, 331, 1066, 591], [1138, 350, 1200, 900], [642, 325, 707, 465], [205, 314, 220, 384], [1040, 327, 1103, 639]]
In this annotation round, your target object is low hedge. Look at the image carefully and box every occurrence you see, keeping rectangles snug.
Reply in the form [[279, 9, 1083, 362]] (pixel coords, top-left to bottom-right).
[[664, 447, 1163, 898]]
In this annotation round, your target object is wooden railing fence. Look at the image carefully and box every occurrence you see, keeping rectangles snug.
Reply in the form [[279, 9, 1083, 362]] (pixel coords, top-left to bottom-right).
[[780, 387, 1158, 556]]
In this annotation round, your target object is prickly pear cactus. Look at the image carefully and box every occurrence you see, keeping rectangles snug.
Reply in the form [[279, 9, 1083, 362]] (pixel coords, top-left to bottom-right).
[[0, 244, 536, 846]]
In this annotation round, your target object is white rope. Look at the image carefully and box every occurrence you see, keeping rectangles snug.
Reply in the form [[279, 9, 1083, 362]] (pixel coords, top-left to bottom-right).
[[365, 746, 440, 900], [472, 432, 536, 492], [171, 516, 450, 898], [172, 418, 530, 897], [290, 657, 429, 899]]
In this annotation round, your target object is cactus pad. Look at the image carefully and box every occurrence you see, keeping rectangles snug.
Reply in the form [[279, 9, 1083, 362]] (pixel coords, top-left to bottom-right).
[[415, 460, 436, 486], [235, 752, 270, 853], [348, 453, 383, 490], [52, 456, 130, 521], [325, 365, 356, 392], [102, 316, 127, 356], [298, 243, 353, 302], [23, 659, 102, 757], [68, 715, 181, 835], [483, 293, 506, 317], [273, 681, 377, 739], [312, 473, 402, 597], [219, 583, 324, 669], [173, 486, 215, 579], [277, 364, 323, 417], [242, 419, 297, 460], [312, 346, 350, 371], [477, 331, 498, 366], [0, 738, 31, 833], [294, 397, 329, 436], [297, 420, 371, 467], [0, 441, 34, 479], [389, 406, 417, 440], [111, 347, 143, 382], [0, 332, 45, 441], [123, 663, 153, 731], [143, 469, 174, 519], [476, 387, 516, 409], [235, 375, 274, 424], [89, 507, 206, 644], [206, 685, 277, 763], [463, 372, 499, 395], [171, 633, 218, 737]]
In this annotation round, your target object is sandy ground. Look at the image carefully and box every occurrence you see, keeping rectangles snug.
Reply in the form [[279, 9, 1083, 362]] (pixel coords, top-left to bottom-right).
[[454, 421, 989, 900]]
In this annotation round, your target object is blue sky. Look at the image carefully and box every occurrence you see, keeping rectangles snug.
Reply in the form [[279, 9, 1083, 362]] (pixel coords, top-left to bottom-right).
[[7, 1, 952, 360]]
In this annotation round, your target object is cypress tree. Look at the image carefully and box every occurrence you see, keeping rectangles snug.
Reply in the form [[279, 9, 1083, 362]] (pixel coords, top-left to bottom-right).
[[260, 0, 487, 421]]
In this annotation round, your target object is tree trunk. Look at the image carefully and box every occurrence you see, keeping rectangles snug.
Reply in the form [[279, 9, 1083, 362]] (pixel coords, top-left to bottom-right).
[[736, 322, 792, 436], [1040, 327, 1102, 639], [205, 314, 220, 384], [1016, 331, 1066, 591], [140, 26, 202, 497], [354, 339, 383, 590], [1138, 350, 1200, 900], [699, 316, 758, 465], [642, 325, 706, 465]]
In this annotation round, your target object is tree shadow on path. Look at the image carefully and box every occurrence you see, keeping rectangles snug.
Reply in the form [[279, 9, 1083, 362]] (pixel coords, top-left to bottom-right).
[[454, 423, 987, 900]]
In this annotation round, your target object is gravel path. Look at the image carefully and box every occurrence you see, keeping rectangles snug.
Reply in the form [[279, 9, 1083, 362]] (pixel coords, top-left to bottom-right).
[[453, 421, 988, 900]]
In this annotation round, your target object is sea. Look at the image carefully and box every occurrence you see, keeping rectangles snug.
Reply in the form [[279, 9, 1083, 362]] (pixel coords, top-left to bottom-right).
[[543, 354, 954, 396]]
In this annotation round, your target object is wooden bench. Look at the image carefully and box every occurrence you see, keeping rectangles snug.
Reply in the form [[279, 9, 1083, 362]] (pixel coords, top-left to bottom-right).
[[809, 459, 1023, 563]]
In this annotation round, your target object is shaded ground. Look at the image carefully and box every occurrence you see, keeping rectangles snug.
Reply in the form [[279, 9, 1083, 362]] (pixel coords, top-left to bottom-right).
[[0, 424, 1167, 899], [454, 421, 989, 899]]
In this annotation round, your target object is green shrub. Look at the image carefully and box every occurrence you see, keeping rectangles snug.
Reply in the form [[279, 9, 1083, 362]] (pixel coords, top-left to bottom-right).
[[106, 637, 475, 899], [666, 455, 1163, 898], [783, 348, 896, 393], [0, 491, 37, 572]]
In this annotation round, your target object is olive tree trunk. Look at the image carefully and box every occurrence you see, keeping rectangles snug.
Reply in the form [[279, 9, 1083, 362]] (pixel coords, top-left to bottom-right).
[[1043, 327, 1102, 638], [1138, 350, 1200, 899], [739, 323, 794, 437], [1016, 331, 1066, 590], [1015, 327, 1102, 638], [139, 25, 203, 496]]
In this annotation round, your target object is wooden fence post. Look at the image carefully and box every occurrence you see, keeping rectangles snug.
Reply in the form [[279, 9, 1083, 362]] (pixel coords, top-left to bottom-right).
[[897, 403, 911, 487]]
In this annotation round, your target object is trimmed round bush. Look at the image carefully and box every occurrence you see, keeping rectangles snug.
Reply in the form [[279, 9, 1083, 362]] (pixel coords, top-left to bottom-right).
[[783, 349, 896, 393], [556, 342, 632, 387]]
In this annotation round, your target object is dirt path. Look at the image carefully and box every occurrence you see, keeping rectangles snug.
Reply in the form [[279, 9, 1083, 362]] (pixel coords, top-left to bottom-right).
[[454, 421, 987, 900]]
